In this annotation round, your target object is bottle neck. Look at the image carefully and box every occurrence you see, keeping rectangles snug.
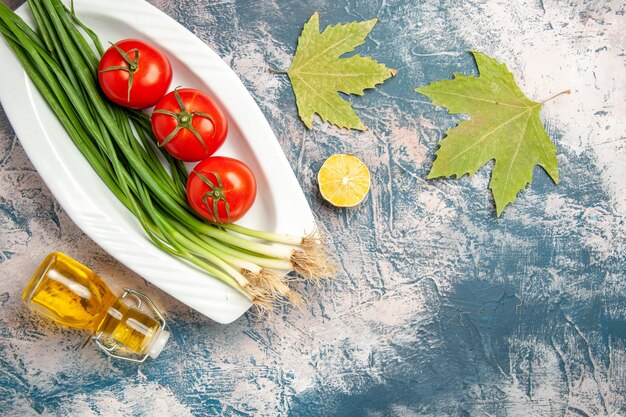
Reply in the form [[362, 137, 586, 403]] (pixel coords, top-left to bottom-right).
[[97, 299, 162, 355]]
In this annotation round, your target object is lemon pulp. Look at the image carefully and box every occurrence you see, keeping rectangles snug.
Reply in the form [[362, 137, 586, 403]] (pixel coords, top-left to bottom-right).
[[317, 154, 370, 207]]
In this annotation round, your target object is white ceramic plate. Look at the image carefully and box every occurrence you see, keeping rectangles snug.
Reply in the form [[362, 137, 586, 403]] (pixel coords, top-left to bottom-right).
[[0, 0, 315, 323]]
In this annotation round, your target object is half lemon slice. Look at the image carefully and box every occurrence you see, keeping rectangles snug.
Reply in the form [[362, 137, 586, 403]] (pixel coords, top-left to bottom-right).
[[318, 154, 371, 207]]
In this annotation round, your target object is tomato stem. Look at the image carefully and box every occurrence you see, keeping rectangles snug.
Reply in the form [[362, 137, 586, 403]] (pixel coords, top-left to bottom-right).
[[193, 169, 231, 223], [98, 42, 139, 102], [152, 87, 216, 153]]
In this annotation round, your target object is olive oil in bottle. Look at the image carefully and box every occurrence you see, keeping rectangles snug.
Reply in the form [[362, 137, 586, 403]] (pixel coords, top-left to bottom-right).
[[23, 252, 169, 361]]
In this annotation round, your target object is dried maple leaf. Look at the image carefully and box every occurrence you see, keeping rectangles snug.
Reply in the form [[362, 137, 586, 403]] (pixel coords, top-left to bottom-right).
[[416, 51, 569, 216], [282, 12, 396, 130]]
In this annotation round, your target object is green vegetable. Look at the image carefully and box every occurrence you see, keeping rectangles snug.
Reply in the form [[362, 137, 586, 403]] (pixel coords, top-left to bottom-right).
[[0, 0, 333, 311], [277, 12, 396, 130], [416, 51, 570, 216]]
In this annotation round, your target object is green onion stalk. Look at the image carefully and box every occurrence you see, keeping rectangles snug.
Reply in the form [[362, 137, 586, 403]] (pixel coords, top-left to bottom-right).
[[0, 0, 334, 312]]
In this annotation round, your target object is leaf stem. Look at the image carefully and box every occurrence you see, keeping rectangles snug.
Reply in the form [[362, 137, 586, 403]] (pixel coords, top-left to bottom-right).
[[268, 68, 288, 74], [541, 89, 571, 104]]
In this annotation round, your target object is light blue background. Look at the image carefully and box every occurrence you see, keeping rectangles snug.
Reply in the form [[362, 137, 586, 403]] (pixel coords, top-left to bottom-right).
[[0, 0, 624, 416]]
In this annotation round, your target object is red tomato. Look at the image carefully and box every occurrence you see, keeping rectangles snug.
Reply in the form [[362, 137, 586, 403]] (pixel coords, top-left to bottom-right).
[[187, 157, 256, 223], [151, 88, 228, 162], [98, 39, 172, 109]]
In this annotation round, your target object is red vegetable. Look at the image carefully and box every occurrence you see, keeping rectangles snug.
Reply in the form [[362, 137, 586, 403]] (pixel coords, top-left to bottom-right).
[[98, 39, 172, 109], [187, 157, 256, 223], [151, 88, 228, 162]]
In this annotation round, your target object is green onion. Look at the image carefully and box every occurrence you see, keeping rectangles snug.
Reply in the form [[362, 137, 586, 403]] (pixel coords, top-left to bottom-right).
[[0, 0, 333, 312]]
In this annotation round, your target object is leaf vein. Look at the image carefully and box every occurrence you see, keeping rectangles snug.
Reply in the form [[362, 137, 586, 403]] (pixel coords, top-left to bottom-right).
[[425, 89, 527, 108], [498, 111, 532, 207], [442, 108, 531, 166], [297, 71, 386, 77], [294, 33, 359, 72], [293, 73, 353, 122], [490, 69, 528, 107]]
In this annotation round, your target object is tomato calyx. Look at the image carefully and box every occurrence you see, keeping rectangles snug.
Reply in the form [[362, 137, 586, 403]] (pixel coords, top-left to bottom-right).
[[153, 88, 215, 153], [98, 42, 140, 102], [192, 169, 231, 223]]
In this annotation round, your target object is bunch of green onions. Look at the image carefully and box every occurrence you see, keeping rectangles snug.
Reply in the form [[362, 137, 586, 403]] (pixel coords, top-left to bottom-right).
[[0, 0, 333, 311]]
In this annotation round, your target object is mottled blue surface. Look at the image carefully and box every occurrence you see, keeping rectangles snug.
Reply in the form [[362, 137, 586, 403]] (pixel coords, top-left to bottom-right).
[[1, 0, 625, 416]]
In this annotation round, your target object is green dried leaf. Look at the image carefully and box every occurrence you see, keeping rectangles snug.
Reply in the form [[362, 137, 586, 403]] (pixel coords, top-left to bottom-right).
[[286, 12, 396, 130], [416, 51, 569, 216]]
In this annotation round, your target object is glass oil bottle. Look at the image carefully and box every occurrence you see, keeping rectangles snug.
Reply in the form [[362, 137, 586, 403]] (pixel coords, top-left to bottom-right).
[[22, 252, 169, 362]]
